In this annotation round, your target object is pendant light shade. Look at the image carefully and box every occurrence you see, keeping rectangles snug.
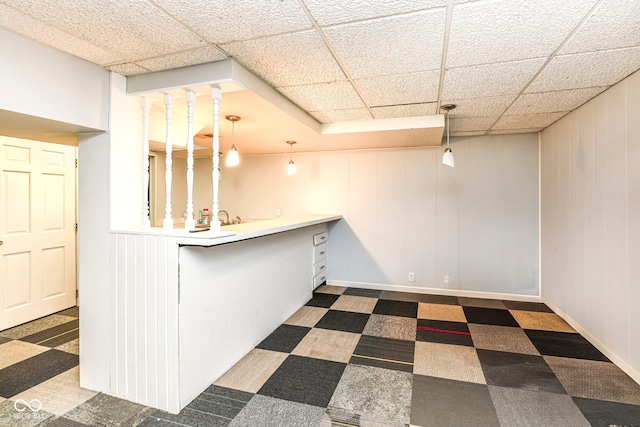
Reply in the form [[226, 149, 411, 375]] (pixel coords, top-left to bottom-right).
[[286, 141, 297, 175], [225, 115, 241, 167], [441, 104, 456, 168]]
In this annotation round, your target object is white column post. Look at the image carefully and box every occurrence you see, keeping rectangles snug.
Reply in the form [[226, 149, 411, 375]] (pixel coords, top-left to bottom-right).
[[163, 94, 174, 230], [211, 85, 222, 233], [141, 96, 151, 230], [184, 90, 196, 231]]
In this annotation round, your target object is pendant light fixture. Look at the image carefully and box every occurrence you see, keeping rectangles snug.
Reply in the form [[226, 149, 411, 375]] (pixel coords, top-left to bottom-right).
[[225, 115, 240, 167], [286, 141, 297, 175], [441, 104, 456, 168]]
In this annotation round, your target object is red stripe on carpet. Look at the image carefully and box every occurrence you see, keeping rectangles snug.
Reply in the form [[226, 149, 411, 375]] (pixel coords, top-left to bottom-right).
[[416, 326, 471, 336]]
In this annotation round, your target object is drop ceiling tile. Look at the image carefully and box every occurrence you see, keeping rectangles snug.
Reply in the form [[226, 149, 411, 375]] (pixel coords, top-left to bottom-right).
[[106, 63, 151, 76], [371, 103, 438, 119], [492, 112, 567, 130], [278, 81, 366, 112], [449, 116, 498, 133], [310, 109, 372, 123], [2, 0, 205, 58], [527, 47, 640, 92], [223, 31, 346, 87], [508, 87, 607, 115], [304, 0, 446, 26], [323, 8, 446, 78], [136, 46, 227, 72], [447, 0, 597, 67], [440, 95, 516, 117], [355, 71, 440, 106], [153, 0, 312, 44], [0, 3, 122, 65], [442, 58, 546, 99], [561, 0, 640, 54]]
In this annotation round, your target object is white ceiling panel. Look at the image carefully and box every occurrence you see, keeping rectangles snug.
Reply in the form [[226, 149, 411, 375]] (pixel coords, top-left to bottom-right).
[[0, 3, 123, 65], [371, 103, 438, 119], [441, 95, 516, 117], [492, 112, 567, 130], [223, 31, 346, 87], [2, 0, 205, 58], [508, 87, 607, 115], [310, 109, 373, 123], [447, 0, 598, 68], [528, 47, 640, 92], [449, 116, 497, 132], [277, 81, 367, 112], [303, 0, 446, 26], [561, 0, 640, 54], [136, 47, 227, 72], [153, 0, 312, 44], [355, 71, 440, 106], [323, 9, 446, 78], [442, 58, 546, 99]]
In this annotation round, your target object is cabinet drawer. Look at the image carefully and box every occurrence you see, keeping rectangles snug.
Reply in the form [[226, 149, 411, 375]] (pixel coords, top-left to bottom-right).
[[313, 272, 328, 288], [313, 258, 328, 276], [313, 242, 327, 262], [313, 231, 328, 246]]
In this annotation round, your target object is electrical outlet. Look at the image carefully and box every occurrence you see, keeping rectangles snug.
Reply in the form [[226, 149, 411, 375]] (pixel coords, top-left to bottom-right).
[[408, 272, 415, 282], [276, 208, 281, 216], [444, 275, 450, 284]]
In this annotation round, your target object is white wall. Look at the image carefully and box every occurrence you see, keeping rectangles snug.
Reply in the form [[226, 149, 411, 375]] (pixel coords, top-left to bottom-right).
[[210, 134, 539, 296], [0, 28, 109, 131], [540, 69, 640, 381]]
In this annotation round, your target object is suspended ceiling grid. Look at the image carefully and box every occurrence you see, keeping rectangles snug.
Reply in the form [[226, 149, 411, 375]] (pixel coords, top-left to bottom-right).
[[0, 0, 639, 143]]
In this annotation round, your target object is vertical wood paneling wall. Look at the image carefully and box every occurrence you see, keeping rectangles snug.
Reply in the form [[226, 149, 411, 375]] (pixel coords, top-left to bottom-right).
[[540, 69, 640, 382], [109, 233, 181, 413]]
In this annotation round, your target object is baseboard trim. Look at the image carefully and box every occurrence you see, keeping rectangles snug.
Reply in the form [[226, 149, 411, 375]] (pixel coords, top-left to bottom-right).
[[543, 300, 640, 386], [327, 280, 541, 303]]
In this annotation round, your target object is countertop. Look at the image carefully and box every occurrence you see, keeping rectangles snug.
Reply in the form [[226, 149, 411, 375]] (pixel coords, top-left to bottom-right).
[[111, 214, 342, 247]]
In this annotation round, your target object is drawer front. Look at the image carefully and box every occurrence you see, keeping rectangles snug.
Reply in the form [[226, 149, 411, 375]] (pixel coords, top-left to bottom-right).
[[313, 231, 328, 246], [313, 258, 328, 276], [314, 242, 327, 262], [313, 272, 328, 288]]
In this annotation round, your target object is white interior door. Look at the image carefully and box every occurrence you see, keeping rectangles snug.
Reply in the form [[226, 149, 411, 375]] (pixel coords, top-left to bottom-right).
[[0, 136, 76, 330]]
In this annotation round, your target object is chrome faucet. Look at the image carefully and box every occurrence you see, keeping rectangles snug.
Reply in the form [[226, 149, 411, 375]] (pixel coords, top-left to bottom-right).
[[235, 215, 242, 224], [218, 210, 230, 225]]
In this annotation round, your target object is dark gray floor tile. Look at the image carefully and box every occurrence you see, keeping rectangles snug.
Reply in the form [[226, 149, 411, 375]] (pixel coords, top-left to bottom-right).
[[202, 385, 254, 404], [136, 417, 179, 427], [373, 300, 417, 318], [63, 393, 156, 427], [306, 293, 340, 308], [40, 417, 90, 426], [0, 336, 12, 345], [477, 349, 566, 394], [525, 329, 610, 361], [19, 319, 79, 345], [350, 335, 414, 372], [229, 395, 325, 427], [258, 355, 346, 407], [416, 319, 474, 347], [458, 297, 507, 309], [39, 329, 79, 348], [502, 300, 554, 313], [411, 375, 500, 427], [343, 288, 381, 298], [256, 324, 310, 353], [462, 306, 519, 327], [315, 310, 370, 334], [0, 349, 78, 398], [187, 394, 244, 419], [422, 294, 459, 305], [489, 386, 590, 426], [573, 397, 640, 427]]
